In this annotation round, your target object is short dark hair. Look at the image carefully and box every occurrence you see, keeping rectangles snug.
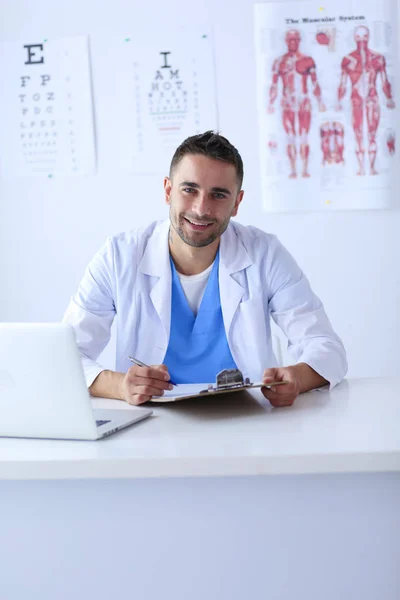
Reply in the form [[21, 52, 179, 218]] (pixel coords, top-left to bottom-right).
[[169, 130, 244, 189]]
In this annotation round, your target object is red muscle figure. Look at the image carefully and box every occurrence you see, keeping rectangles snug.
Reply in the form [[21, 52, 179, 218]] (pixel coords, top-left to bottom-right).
[[268, 29, 326, 179], [320, 122, 332, 165], [320, 122, 345, 166], [387, 130, 395, 156], [337, 25, 395, 176], [332, 121, 345, 164]]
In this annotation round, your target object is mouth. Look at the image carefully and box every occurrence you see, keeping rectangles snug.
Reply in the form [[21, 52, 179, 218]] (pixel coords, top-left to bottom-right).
[[183, 217, 214, 231]]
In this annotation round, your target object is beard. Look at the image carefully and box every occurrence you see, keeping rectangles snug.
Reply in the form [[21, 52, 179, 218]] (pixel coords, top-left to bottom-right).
[[169, 207, 231, 248]]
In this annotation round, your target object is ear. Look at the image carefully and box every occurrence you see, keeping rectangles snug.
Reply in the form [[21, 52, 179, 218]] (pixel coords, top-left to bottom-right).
[[164, 177, 172, 205], [231, 190, 244, 217]]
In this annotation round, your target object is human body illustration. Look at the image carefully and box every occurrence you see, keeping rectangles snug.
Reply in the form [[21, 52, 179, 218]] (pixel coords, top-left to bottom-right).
[[336, 25, 395, 176], [267, 29, 326, 179]]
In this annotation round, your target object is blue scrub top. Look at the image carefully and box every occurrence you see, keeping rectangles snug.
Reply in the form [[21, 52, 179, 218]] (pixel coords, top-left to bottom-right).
[[163, 250, 237, 383]]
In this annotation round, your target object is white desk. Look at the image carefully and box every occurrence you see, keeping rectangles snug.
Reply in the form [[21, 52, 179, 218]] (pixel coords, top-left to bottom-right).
[[0, 377, 399, 600]]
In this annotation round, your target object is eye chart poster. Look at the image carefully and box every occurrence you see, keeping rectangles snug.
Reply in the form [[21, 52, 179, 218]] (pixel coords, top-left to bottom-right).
[[254, 0, 398, 212], [110, 28, 218, 175], [0, 36, 96, 178]]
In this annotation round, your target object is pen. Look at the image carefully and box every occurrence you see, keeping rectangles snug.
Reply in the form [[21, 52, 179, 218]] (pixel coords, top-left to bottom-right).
[[128, 356, 178, 387]]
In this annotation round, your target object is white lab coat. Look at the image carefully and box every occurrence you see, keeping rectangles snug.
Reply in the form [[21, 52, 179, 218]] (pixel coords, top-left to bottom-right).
[[63, 218, 347, 389]]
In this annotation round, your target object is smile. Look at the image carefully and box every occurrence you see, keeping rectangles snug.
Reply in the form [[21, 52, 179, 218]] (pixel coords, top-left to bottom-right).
[[184, 217, 213, 229]]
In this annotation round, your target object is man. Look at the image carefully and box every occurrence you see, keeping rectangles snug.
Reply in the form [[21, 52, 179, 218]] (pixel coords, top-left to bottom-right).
[[267, 29, 326, 179], [63, 131, 347, 407], [337, 25, 395, 176]]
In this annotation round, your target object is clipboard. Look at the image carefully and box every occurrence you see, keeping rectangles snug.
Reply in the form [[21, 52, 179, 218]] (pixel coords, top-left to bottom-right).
[[150, 378, 289, 403]]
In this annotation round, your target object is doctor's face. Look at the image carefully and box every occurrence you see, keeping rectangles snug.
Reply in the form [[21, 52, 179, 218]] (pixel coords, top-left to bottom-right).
[[165, 154, 244, 248]]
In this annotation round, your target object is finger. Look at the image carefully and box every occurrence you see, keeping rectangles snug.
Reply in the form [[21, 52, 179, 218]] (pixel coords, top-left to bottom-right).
[[262, 386, 296, 401], [126, 384, 165, 405], [263, 386, 296, 400], [261, 388, 295, 407], [263, 368, 279, 383], [262, 380, 285, 391], [129, 384, 169, 398], [149, 364, 169, 374], [263, 380, 296, 393], [127, 375, 173, 392], [129, 365, 171, 382], [262, 388, 294, 401], [261, 388, 297, 406]]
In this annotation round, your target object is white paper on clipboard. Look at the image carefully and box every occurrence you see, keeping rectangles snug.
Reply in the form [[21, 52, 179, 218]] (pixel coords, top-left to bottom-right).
[[150, 381, 289, 403]]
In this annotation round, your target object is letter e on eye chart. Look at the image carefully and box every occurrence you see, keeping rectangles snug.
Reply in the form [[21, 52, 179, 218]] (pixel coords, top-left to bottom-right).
[[0, 36, 96, 178]]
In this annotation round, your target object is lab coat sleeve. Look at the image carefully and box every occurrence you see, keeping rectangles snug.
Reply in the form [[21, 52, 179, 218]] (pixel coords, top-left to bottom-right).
[[62, 238, 116, 388], [266, 237, 348, 389]]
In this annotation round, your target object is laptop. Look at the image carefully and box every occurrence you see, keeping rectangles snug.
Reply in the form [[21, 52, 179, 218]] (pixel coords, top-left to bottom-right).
[[0, 323, 153, 440]]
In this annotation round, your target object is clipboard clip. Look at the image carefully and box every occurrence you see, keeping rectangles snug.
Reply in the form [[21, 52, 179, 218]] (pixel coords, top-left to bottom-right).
[[199, 369, 252, 394]]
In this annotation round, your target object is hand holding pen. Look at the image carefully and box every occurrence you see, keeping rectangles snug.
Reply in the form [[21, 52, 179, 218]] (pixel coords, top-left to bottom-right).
[[128, 357, 178, 387], [117, 357, 177, 406]]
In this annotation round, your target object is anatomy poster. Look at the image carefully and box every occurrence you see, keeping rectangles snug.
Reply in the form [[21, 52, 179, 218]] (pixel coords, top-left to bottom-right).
[[109, 29, 218, 175], [0, 37, 96, 178], [254, 0, 398, 211]]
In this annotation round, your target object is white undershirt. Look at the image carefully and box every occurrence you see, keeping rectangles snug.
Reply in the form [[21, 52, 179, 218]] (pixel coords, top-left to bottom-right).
[[177, 262, 214, 315]]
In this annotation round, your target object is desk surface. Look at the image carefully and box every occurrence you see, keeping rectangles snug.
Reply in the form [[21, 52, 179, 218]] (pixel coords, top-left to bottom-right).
[[0, 377, 399, 480]]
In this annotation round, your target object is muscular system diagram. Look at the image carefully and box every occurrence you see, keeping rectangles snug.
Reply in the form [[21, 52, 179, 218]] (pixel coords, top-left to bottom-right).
[[267, 29, 326, 179], [337, 25, 395, 176]]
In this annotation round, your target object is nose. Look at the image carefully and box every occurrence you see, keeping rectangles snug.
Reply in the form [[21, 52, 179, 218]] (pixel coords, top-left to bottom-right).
[[192, 193, 211, 217]]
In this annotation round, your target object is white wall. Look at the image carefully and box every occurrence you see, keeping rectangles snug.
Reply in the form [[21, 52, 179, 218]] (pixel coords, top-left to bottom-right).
[[1, 0, 399, 377]]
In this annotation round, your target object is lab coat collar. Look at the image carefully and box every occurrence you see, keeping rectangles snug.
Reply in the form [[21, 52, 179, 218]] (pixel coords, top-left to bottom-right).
[[138, 220, 172, 342], [219, 220, 252, 274], [138, 219, 171, 277], [219, 221, 252, 342]]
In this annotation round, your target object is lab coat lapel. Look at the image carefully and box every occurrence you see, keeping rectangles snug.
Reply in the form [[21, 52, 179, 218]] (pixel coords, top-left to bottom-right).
[[138, 219, 252, 349], [219, 223, 252, 339], [139, 219, 172, 340]]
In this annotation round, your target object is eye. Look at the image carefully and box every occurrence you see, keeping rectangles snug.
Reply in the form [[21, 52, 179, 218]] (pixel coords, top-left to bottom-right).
[[213, 192, 226, 199], [183, 187, 196, 193]]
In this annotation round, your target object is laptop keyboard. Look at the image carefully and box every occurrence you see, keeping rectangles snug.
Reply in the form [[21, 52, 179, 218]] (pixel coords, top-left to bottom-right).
[[96, 419, 111, 427]]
